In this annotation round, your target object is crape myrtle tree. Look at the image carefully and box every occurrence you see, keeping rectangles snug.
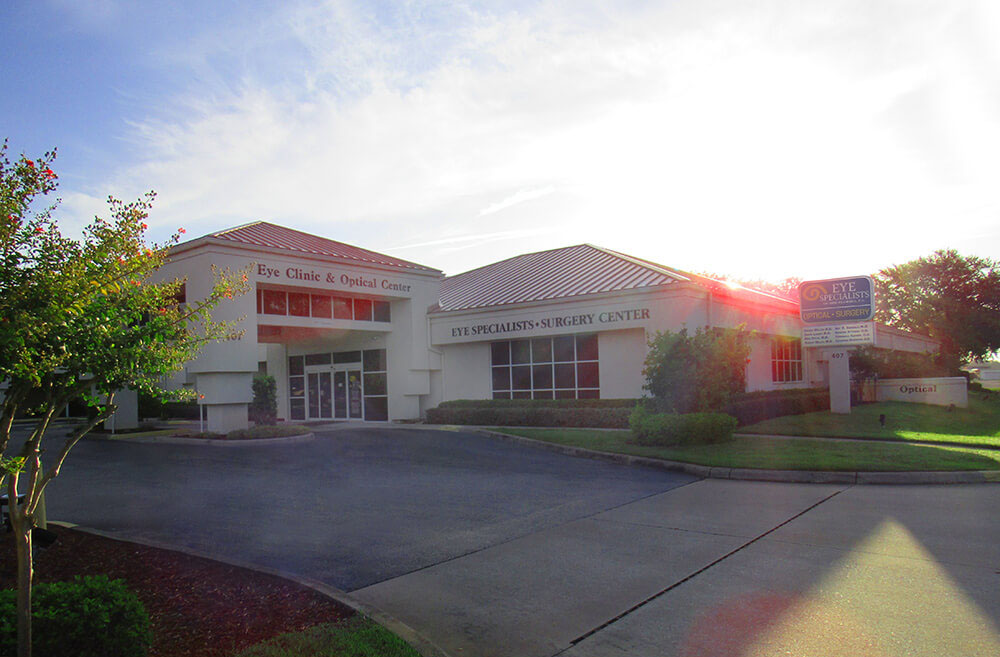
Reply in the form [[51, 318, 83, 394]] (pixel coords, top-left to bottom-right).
[[0, 141, 248, 657], [874, 250, 1000, 370]]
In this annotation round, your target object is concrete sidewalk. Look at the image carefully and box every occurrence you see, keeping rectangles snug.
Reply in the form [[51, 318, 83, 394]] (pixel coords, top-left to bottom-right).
[[354, 480, 1000, 657]]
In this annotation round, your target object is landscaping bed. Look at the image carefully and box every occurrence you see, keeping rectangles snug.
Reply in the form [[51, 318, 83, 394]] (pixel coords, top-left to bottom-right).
[[1, 526, 353, 656], [491, 427, 1000, 471]]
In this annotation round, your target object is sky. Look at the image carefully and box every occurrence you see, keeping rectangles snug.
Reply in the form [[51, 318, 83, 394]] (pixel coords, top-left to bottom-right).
[[2, 0, 999, 281]]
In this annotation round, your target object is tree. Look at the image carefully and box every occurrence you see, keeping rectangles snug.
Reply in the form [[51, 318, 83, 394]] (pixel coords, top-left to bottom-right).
[[874, 250, 1000, 368], [249, 374, 278, 425], [643, 325, 752, 413], [698, 272, 803, 300], [0, 140, 247, 657]]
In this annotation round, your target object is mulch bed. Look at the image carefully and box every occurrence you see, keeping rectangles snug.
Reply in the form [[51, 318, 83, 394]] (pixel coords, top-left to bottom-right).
[[1, 526, 355, 656]]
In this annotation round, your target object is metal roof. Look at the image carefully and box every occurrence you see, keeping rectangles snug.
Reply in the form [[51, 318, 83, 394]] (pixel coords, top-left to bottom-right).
[[205, 221, 440, 273], [436, 244, 689, 312]]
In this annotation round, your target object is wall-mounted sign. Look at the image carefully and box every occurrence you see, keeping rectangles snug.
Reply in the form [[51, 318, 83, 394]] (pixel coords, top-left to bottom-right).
[[255, 263, 412, 293], [803, 322, 875, 347], [798, 276, 875, 324], [447, 307, 651, 339]]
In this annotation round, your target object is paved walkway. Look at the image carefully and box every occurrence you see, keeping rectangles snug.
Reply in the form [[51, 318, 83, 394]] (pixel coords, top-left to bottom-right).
[[355, 480, 1000, 657]]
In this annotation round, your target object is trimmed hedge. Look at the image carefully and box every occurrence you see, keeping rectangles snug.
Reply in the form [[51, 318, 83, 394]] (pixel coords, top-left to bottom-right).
[[425, 405, 632, 428], [629, 406, 737, 446], [0, 575, 151, 657], [437, 398, 638, 409], [723, 388, 829, 426]]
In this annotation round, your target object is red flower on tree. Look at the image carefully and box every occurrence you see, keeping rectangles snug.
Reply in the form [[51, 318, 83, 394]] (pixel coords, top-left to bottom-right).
[[178, 227, 186, 234]]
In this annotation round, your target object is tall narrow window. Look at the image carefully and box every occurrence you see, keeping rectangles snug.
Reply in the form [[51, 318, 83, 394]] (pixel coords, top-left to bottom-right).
[[771, 337, 803, 383]]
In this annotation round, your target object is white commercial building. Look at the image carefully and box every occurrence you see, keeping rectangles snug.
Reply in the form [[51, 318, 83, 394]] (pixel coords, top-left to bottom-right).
[[159, 222, 939, 432]]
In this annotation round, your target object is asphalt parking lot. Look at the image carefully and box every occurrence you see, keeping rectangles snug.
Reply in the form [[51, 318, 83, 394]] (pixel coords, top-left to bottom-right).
[[42, 426, 694, 591], [33, 426, 1000, 657]]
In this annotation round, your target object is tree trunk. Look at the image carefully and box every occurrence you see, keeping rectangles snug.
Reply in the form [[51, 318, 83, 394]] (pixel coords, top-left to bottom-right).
[[15, 519, 33, 657]]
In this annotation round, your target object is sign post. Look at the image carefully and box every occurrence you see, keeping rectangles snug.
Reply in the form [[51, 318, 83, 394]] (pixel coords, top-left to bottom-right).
[[799, 276, 876, 414]]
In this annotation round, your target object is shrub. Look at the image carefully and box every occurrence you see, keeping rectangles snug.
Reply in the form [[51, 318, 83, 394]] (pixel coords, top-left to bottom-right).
[[437, 398, 638, 409], [643, 326, 752, 413], [849, 345, 954, 380], [160, 400, 201, 420], [723, 388, 830, 426], [425, 405, 631, 428], [225, 424, 310, 440], [629, 405, 737, 446], [0, 575, 151, 657], [250, 374, 278, 425]]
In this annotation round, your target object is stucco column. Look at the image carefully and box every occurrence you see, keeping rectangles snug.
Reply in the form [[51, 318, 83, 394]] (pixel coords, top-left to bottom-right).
[[827, 349, 851, 414]]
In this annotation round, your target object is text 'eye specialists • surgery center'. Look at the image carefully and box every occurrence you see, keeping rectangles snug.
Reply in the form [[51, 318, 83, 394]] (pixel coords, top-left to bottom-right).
[[153, 222, 937, 432]]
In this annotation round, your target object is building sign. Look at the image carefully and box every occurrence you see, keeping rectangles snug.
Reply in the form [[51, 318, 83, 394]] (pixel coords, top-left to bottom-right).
[[448, 308, 651, 339], [255, 263, 412, 293], [875, 377, 968, 408], [799, 276, 875, 324], [803, 322, 875, 347]]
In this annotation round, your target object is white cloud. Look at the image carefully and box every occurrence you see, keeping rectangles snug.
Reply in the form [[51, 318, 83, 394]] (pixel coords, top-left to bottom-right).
[[64, 0, 1000, 280]]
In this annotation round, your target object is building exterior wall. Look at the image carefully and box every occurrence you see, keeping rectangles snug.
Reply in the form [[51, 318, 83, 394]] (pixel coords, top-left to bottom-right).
[[156, 241, 441, 429], [440, 342, 492, 402], [598, 329, 647, 399], [152, 232, 943, 429]]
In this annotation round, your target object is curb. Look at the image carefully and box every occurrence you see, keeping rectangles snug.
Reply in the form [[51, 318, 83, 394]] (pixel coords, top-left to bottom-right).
[[472, 428, 1000, 485], [46, 521, 453, 657], [87, 432, 316, 446]]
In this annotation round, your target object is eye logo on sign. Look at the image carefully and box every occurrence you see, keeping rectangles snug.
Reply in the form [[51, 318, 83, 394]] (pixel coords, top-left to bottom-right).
[[800, 283, 827, 302]]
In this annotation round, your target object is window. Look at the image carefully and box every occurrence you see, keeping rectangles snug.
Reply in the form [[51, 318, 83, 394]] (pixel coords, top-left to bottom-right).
[[288, 292, 310, 316], [311, 294, 332, 318], [363, 349, 388, 421], [490, 334, 600, 399], [288, 356, 305, 420], [771, 337, 803, 383], [354, 298, 373, 321], [257, 287, 391, 323], [262, 289, 287, 315]]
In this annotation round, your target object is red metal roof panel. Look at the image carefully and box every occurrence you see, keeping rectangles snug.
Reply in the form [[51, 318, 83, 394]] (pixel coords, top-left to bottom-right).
[[208, 222, 440, 273]]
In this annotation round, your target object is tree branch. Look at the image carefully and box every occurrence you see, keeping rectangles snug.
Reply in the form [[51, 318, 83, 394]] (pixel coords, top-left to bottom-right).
[[29, 393, 116, 514]]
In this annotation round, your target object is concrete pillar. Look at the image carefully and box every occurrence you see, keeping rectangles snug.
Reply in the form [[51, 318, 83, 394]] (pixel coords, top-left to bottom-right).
[[195, 372, 253, 433], [827, 349, 851, 414], [104, 388, 139, 432]]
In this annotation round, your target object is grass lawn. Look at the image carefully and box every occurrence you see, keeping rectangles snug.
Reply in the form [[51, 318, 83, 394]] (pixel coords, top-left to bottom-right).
[[739, 397, 1000, 447], [235, 618, 420, 657], [492, 427, 1000, 471]]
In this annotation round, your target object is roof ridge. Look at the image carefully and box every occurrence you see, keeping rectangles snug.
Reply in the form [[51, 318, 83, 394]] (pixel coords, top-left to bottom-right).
[[586, 245, 691, 283], [444, 243, 592, 280], [211, 220, 265, 237], [204, 221, 440, 273]]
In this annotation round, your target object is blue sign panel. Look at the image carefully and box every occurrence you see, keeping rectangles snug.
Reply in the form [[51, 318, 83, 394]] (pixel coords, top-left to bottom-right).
[[798, 276, 875, 324]]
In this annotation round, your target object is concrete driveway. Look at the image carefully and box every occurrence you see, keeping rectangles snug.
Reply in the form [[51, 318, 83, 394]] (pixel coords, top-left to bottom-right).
[[39, 426, 1000, 657]]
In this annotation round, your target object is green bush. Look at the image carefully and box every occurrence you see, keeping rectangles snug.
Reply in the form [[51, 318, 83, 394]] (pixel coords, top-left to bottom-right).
[[250, 374, 278, 425], [437, 398, 638, 409], [642, 325, 752, 413], [850, 345, 954, 380], [0, 575, 151, 657], [226, 424, 310, 440], [426, 405, 631, 428], [723, 388, 829, 426], [629, 405, 737, 446]]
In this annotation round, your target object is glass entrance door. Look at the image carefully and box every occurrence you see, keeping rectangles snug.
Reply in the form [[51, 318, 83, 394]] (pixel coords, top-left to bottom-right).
[[307, 371, 333, 420], [347, 369, 363, 419], [331, 368, 363, 419]]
